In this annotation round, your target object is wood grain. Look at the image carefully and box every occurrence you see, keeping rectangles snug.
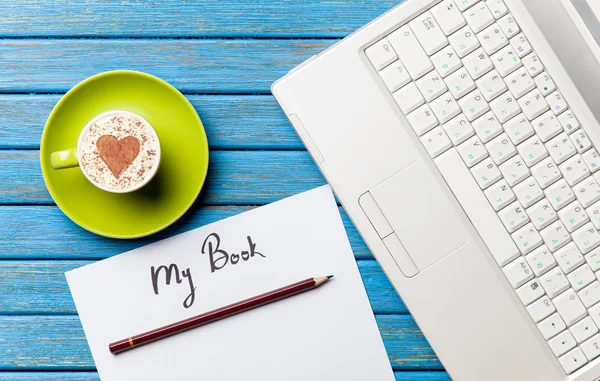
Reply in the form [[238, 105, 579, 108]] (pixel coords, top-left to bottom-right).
[[0, 372, 451, 381], [0, 206, 378, 260], [0, 95, 299, 149], [1, 150, 326, 204], [0, 1, 398, 38], [0, 315, 441, 370], [0, 260, 406, 315], [0, 39, 331, 93]]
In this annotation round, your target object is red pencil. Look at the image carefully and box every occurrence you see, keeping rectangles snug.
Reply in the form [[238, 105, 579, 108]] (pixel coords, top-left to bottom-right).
[[109, 275, 333, 354]]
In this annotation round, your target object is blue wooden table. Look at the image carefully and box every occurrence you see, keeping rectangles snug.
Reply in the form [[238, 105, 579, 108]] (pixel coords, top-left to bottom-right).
[[0, 2, 450, 380]]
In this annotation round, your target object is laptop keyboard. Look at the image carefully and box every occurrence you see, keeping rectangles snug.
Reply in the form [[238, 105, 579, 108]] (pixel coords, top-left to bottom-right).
[[366, 0, 600, 375]]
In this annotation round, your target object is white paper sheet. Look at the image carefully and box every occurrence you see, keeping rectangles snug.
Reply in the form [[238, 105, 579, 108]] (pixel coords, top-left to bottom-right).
[[66, 186, 395, 381]]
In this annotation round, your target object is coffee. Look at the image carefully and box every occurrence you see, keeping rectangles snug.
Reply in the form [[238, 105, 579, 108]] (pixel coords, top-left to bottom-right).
[[79, 111, 160, 192]]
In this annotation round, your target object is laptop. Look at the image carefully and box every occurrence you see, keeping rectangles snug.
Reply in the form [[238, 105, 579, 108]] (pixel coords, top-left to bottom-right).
[[272, 0, 600, 379]]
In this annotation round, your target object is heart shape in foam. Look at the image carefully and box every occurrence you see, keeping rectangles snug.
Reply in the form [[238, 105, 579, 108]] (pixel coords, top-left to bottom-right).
[[96, 135, 141, 178]]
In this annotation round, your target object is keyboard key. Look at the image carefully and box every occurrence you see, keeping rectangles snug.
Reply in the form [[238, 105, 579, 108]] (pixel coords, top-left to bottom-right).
[[514, 177, 544, 207], [570, 130, 593, 154], [500, 155, 530, 186], [547, 91, 568, 115], [408, 104, 439, 135], [535, 73, 556, 96], [459, 90, 490, 121], [545, 179, 575, 210], [503, 256, 534, 288], [586, 248, 600, 271], [416, 70, 448, 101], [472, 111, 502, 142], [540, 266, 570, 298], [388, 25, 434, 79], [421, 127, 453, 158], [541, 220, 570, 252], [583, 150, 600, 173], [486, 133, 516, 164], [531, 157, 561, 189], [432, 0, 467, 36], [484, 179, 515, 210], [446, 67, 477, 99], [523, 53, 544, 77], [457, 136, 488, 167], [503, 113, 534, 145], [559, 111, 580, 134], [568, 264, 595, 291], [443, 114, 474, 145], [587, 201, 600, 230], [409, 11, 449, 55], [589, 303, 600, 328], [431, 46, 463, 77], [559, 347, 587, 374], [516, 278, 545, 305], [573, 223, 600, 254], [571, 316, 598, 342], [499, 200, 529, 232], [453, 0, 481, 12], [546, 133, 576, 165], [549, 330, 577, 357], [581, 334, 600, 360], [527, 198, 557, 230], [393, 82, 425, 114], [449, 25, 481, 58], [490, 91, 521, 123], [430, 92, 461, 123], [560, 155, 590, 186], [526, 245, 557, 276], [463, 48, 494, 79], [471, 157, 501, 188], [538, 313, 567, 339], [476, 69, 507, 101], [579, 281, 600, 308], [555, 243, 585, 273], [379, 60, 412, 92], [554, 288, 587, 326], [532, 111, 562, 142], [528, 295, 556, 322], [498, 14, 519, 38], [505, 67, 535, 98], [559, 201, 589, 233], [464, 2, 494, 33], [477, 23, 509, 55], [518, 136, 548, 167], [435, 149, 520, 265], [574, 177, 600, 207], [491, 45, 521, 76], [512, 223, 543, 254], [510, 33, 532, 58], [486, 0, 508, 19], [519, 89, 549, 121], [366, 38, 398, 70]]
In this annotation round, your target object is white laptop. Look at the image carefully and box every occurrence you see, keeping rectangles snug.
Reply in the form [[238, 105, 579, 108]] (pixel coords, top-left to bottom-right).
[[272, 0, 600, 379]]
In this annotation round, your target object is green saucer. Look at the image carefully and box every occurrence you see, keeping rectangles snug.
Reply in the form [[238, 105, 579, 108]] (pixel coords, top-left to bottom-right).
[[40, 71, 209, 239]]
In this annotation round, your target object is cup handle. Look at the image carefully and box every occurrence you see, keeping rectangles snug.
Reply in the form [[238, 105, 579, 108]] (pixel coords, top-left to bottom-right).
[[50, 148, 79, 169]]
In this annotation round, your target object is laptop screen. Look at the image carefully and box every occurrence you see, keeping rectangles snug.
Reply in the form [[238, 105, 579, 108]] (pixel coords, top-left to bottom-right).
[[572, 0, 600, 49]]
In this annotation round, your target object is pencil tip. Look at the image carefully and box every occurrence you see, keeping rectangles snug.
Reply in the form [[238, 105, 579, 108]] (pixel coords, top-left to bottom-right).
[[327, 275, 334, 279]]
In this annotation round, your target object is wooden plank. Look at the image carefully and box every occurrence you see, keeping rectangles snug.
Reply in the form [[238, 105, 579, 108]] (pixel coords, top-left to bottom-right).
[[0, 371, 451, 381], [0, 95, 299, 149], [0, 260, 405, 315], [0, 206, 375, 260], [0, 315, 441, 370], [0, 1, 398, 38], [0, 39, 331, 93], [0, 150, 326, 205]]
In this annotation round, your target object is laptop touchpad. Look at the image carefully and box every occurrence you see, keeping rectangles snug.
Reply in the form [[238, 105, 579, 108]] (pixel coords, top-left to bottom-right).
[[370, 162, 468, 270]]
